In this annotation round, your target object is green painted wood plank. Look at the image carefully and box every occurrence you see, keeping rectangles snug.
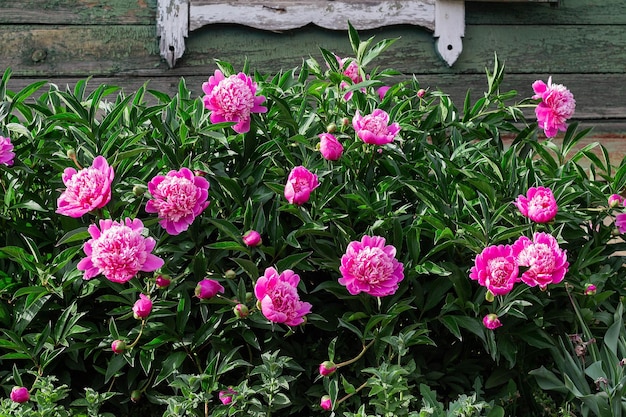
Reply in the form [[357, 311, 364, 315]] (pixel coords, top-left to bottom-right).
[[6, 73, 626, 123], [180, 24, 626, 75], [0, 25, 162, 77], [1, 23, 625, 77], [467, 0, 626, 25], [0, 0, 156, 25]]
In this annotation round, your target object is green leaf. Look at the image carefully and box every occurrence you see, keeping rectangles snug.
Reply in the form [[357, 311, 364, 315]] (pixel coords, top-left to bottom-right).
[[154, 351, 187, 386]]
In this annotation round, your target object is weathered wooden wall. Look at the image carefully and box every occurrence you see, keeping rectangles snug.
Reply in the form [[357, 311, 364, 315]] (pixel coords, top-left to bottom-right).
[[1, 0, 626, 142]]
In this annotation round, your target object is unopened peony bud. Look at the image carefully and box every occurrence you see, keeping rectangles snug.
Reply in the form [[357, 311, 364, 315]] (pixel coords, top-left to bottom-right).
[[132, 184, 147, 197], [326, 123, 337, 133], [111, 340, 126, 354], [609, 194, 624, 208], [132, 294, 153, 319], [245, 176, 255, 185], [10, 386, 29, 403], [482, 313, 502, 330], [218, 387, 237, 405], [341, 117, 350, 127], [242, 230, 262, 247], [584, 283, 597, 296], [417, 88, 426, 98], [66, 148, 76, 159], [194, 169, 207, 177], [319, 360, 337, 377], [130, 390, 142, 403], [155, 274, 171, 288], [320, 395, 332, 410], [224, 269, 237, 280], [195, 278, 224, 300], [485, 290, 495, 303], [245, 291, 253, 303], [234, 303, 249, 318]]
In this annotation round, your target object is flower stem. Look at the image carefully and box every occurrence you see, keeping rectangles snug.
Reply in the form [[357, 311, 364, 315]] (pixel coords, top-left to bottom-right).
[[335, 338, 375, 369]]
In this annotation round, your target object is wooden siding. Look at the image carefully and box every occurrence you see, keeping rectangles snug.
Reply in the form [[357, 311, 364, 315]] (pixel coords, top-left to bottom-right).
[[1, 0, 626, 137]]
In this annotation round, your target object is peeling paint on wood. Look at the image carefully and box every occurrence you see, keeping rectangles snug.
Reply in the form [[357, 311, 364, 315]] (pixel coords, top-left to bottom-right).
[[0, 0, 157, 25]]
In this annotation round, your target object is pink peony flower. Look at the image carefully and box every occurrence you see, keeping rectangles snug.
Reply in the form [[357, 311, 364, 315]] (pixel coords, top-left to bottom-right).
[[56, 155, 114, 218], [77, 218, 164, 283], [132, 294, 153, 319], [219, 387, 237, 405], [515, 186, 558, 223], [10, 386, 29, 403], [339, 235, 404, 297], [319, 361, 337, 377], [242, 229, 262, 247], [483, 313, 502, 330], [532, 77, 576, 138], [202, 70, 267, 134], [319, 133, 343, 161], [254, 267, 312, 326], [512, 232, 569, 289], [335, 56, 364, 100], [146, 168, 210, 235], [111, 339, 126, 354], [320, 395, 332, 410], [0, 136, 15, 166], [195, 278, 224, 299], [352, 109, 401, 146], [377, 86, 391, 101], [609, 194, 624, 208], [284, 166, 319, 205], [617, 213, 626, 233], [469, 244, 519, 296]]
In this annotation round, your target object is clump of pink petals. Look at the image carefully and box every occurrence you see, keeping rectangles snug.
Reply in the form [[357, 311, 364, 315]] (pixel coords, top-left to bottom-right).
[[469, 244, 519, 296], [339, 235, 404, 297], [254, 267, 312, 327], [57, 155, 114, 218], [202, 70, 267, 134], [146, 168, 210, 235], [77, 218, 164, 284], [512, 232, 569, 289], [515, 186, 558, 223], [0, 136, 15, 166], [352, 109, 401, 146], [532, 77, 576, 138]]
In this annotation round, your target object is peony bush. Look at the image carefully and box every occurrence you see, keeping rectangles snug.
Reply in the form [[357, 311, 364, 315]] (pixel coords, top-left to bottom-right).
[[1, 26, 626, 417]]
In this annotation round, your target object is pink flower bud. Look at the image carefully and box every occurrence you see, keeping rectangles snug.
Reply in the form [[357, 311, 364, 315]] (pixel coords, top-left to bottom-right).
[[10, 386, 29, 403], [609, 194, 624, 208], [132, 294, 152, 319], [320, 395, 332, 410], [155, 274, 171, 288], [318, 133, 343, 161], [482, 313, 502, 330], [234, 303, 249, 318], [195, 278, 224, 300], [111, 340, 126, 354], [218, 387, 237, 405], [377, 86, 391, 100], [242, 230, 262, 247], [417, 88, 426, 98], [318, 360, 337, 377], [584, 284, 597, 296]]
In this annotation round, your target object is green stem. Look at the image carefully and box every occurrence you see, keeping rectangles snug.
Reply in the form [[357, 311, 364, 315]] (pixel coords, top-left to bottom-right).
[[336, 338, 375, 369]]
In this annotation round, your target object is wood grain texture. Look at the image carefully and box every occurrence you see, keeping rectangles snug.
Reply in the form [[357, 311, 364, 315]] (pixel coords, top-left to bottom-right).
[[0, 0, 156, 25], [466, 0, 626, 25], [5, 73, 626, 122]]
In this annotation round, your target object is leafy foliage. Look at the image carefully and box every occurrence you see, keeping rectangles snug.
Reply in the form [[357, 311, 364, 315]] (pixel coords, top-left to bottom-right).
[[1, 27, 625, 417]]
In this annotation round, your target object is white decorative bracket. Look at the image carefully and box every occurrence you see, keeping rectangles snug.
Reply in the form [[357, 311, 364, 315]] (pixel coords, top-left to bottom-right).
[[157, 0, 465, 69]]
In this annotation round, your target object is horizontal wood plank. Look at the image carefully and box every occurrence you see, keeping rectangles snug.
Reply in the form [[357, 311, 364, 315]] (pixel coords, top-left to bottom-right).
[[467, 0, 626, 25], [0, 0, 156, 25], [1, 23, 625, 77], [5, 73, 626, 124]]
